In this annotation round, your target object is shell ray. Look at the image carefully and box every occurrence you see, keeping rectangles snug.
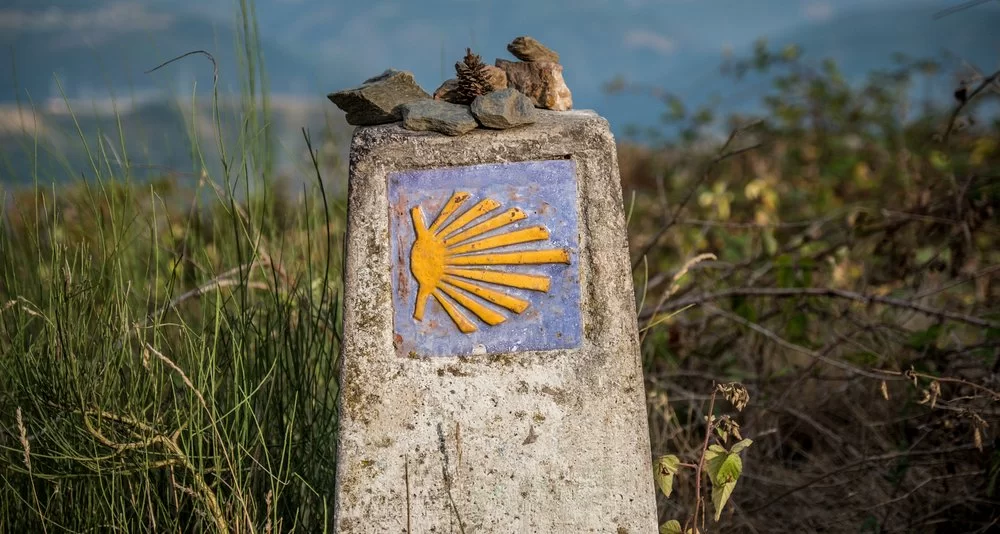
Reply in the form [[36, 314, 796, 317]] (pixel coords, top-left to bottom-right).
[[443, 208, 527, 246], [438, 284, 506, 327], [428, 192, 471, 233], [447, 226, 550, 255], [445, 249, 571, 266], [443, 268, 551, 292], [438, 198, 501, 237], [410, 191, 571, 333], [442, 275, 530, 313]]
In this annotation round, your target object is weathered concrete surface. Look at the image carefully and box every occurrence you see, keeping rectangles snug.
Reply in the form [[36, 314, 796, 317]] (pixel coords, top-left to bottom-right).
[[335, 110, 657, 533]]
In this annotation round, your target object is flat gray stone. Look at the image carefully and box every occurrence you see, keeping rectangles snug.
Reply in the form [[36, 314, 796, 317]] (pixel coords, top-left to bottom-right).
[[400, 99, 478, 136], [471, 88, 537, 129], [327, 69, 430, 126], [335, 110, 657, 532]]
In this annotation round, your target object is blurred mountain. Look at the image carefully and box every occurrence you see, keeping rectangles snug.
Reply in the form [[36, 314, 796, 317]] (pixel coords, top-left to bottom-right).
[[0, 1, 323, 104], [0, 96, 351, 189], [1, 0, 999, 185]]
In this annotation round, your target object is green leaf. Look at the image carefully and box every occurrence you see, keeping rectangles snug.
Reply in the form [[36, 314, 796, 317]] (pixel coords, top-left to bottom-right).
[[712, 479, 737, 521], [705, 442, 750, 522], [730, 439, 753, 454], [929, 150, 951, 171], [654, 455, 680, 498], [780, 44, 801, 61], [715, 453, 743, 485], [763, 230, 778, 256], [705, 444, 727, 463], [660, 520, 683, 534]]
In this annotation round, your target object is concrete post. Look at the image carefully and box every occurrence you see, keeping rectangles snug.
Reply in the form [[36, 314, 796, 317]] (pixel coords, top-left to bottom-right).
[[335, 109, 657, 533]]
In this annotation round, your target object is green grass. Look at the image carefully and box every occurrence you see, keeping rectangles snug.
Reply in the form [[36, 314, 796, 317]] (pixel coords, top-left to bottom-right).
[[0, 3, 345, 532]]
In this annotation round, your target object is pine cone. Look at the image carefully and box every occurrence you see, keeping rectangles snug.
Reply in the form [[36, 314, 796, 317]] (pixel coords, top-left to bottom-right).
[[455, 48, 494, 104]]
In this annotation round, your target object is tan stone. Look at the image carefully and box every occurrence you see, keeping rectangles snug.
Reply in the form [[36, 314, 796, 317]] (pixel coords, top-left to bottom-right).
[[495, 59, 573, 111], [482, 65, 508, 91], [507, 36, 560, 63]]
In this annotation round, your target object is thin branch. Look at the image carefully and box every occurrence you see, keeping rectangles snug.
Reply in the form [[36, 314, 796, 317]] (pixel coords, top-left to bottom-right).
[[646, 287, 999, 329], [942, 68, 1000, 143], [749, 444, 981, 513], [933, 0, 997, 19], [687, 387, 717, 534], [706, 304, 890, 379], [146, 260, 271, 321], [880, 369, 1000, 401]]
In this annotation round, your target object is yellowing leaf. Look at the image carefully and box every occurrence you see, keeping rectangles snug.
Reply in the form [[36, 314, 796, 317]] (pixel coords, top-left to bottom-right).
[[654, 455, 680, 498], [705, 444, 727, 462], [660, 520, 683, 534], [744, 178, 764, 200], [730, 438, 753, 454], [970, 137, 997, 165], [715, 453, 743, 485], [712, 479, 737, 521], [929, 150, 951, 171], [706, 445, 747, 521], [763, 230, 778, 256]]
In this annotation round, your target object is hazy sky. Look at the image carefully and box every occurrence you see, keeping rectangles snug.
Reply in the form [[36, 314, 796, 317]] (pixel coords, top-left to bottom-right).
[[1, 0, 994, 125]]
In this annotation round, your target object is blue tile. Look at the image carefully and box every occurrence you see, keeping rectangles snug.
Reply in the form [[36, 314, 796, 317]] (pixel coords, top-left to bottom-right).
[[388, 159, 582, 357]]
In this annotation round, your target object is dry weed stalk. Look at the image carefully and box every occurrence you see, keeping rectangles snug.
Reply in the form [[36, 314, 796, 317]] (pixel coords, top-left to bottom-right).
[[17, 407, 48, 534], [80, 407, 229, 532]]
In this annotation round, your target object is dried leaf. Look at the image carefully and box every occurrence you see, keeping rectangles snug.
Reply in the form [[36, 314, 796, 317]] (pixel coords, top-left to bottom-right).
[[880, 380, 889, 401], [717, 382, 750, 411]]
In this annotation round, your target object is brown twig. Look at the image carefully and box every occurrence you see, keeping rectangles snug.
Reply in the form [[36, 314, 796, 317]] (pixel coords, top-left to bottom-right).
[[687, 387, 717, 534], [644, 287, 999, 329], [706, 304, 894, 379], [78, 408, 229, 533], [933, 0, 997, 20], [749, 444, 981, 513], [880, 369, 1000, 401], [942, 68, 1000, 143]]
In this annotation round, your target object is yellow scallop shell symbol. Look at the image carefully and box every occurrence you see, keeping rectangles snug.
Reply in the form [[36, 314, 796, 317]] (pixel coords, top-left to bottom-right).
[[409, 191, 570, 333]]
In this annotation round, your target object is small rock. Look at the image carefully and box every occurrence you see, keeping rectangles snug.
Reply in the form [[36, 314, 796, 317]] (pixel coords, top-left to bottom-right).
[[495, 60, 573, 111], [433, 79, 463, 103], [471, 88, 537, 129], [482, 65, 509, 91], [400, 100, 478, 136], [327, 69, 430, 126], [507, 36, 560, 63]]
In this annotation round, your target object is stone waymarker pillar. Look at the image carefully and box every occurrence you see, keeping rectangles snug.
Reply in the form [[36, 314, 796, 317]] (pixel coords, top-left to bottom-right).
[[335, 109, 657, 533]]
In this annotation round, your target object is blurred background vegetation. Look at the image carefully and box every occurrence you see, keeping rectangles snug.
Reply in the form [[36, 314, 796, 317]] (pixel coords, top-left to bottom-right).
[[1, 0, 999, 532]]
